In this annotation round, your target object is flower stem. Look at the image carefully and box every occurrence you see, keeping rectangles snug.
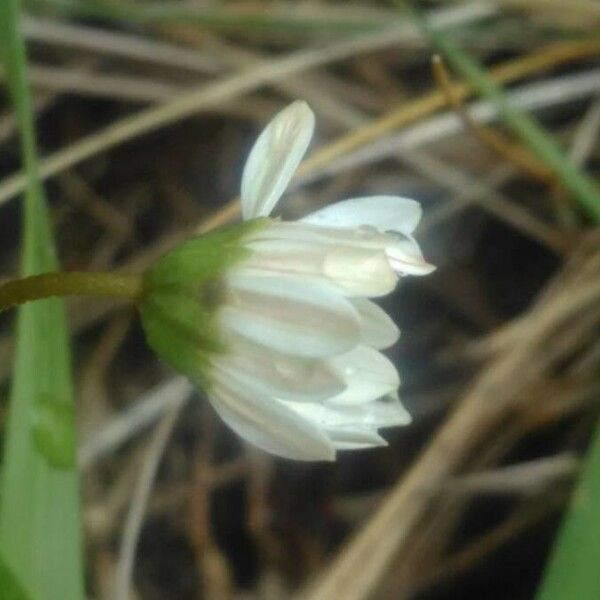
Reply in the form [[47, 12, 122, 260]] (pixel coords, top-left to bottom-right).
[[0, 271, 144, 311]]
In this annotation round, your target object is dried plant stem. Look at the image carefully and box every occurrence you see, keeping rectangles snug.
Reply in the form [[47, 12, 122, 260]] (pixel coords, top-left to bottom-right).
[[412, 496, 566, 597], [114, 401, 185, 600], [431, 55, 553, 184], [79, 376, 193, 469]]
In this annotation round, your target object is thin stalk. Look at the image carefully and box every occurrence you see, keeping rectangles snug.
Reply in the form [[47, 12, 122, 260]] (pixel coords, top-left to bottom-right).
[[0, 272, 144, 311]]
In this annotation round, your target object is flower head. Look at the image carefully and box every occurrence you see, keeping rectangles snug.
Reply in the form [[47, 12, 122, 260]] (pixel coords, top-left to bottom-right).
[[141, 101, 434, 461]]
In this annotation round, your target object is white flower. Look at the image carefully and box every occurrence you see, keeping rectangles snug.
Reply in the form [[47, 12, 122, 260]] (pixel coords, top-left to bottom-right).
[[204, 101, 434, 461]]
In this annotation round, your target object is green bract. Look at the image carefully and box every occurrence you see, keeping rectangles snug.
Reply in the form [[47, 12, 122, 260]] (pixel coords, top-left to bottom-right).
[[139, 218, 268, 388]]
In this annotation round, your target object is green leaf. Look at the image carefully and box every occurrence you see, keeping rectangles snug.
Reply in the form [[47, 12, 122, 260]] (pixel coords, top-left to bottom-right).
[[535, 424, 600, 600], [0, 1, 84, 599], [0, 552, 31, 600]]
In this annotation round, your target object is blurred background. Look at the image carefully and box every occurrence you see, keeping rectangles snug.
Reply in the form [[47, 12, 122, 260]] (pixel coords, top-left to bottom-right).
[[1, 1, 600, 598]]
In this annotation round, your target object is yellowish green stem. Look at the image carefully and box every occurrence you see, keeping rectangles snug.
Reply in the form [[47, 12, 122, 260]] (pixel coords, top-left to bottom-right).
[[0, 271, 144, 311]]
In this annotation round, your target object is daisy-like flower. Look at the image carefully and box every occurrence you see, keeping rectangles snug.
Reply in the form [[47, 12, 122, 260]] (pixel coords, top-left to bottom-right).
[[141, 101, 434, 461]]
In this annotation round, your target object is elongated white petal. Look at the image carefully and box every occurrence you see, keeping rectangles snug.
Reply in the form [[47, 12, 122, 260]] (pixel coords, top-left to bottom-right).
[[386, 235, 435, 276], [212, 335, 345, 402], [241, 101, 315, 220], [240, 238, 398, 297], [252, 221, 393, 250], [209, 378, 335, 461], [221, 273, 361, 357], [302, 195, 422, 235], [351, 298, 400, 349], [327, 346, 399, 405]]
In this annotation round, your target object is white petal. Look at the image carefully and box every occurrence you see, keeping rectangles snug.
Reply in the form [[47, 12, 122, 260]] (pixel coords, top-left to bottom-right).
[[240, 238, 398, 297], [287, 393, 408, 431], [328, 428, 388, 450], [221, 273, 361, 357], [351, 298, 400, 349], [322, 247, 399, 297], [386, 235, 435, 276], [327, 346, 400, 405], [361, 393, 412, 427], [212, 335, 345, 402], [253, 221, 393, 250], [302, 196, 422, 235], [241, 101, 315, 220], [209, 377, 335, 461]]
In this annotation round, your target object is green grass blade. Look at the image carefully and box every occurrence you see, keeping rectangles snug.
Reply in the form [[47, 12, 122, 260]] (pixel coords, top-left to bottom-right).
[[535, 424, 600, 600], [396, 0, 600, 222], [0, 1, 84, 598]]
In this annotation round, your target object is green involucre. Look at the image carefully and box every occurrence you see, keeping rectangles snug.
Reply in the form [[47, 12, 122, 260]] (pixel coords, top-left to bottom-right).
[[140, 218, 267, 386]]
